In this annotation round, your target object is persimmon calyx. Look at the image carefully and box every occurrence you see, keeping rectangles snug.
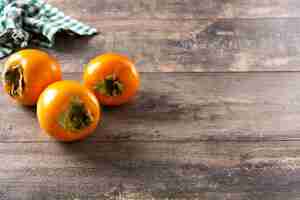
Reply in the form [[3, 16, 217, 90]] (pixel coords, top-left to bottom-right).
[[58, 96, 93, 132], [3, 64, 25, 97], [94, 74, 124, 96]]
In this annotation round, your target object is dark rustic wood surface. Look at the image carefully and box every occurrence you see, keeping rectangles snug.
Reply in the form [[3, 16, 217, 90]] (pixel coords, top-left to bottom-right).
[[1, 0, 300, 199], [2, 73, 300, 199], [2, 1, 300, 72], [40, 0, 300, 72], [46, 19, 300, 72], [3, 72, 300, 142], [2, 141, 300, 199], [47, 0, 300, 19]]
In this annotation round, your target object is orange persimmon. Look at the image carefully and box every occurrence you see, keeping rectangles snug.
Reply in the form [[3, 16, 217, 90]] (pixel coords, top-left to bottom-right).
[[2, 49, 62, 106], [83, 53, 140, 106], [37, 80, 101, 142]]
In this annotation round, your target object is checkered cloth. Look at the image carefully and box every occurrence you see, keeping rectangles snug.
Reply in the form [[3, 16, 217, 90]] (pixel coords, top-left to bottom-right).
[[0, 0, 97, 58]]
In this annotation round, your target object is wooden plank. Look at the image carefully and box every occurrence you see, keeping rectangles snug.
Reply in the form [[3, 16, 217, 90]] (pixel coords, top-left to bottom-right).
[[2, 72, 300, 142], [47, 0, 300, 19], [2, 19, 300, 72], [39, 19, 300, 72], [1, 141, 300, 199]]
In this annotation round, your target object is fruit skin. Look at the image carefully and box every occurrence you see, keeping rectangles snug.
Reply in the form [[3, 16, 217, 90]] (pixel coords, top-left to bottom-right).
[[37, 80, 101, 142], [2, 49, 62, 106], [83, 53, 140, 106]]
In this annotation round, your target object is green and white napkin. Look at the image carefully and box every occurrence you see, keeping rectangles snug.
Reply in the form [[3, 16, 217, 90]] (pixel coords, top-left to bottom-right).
[[0, 0, 97, 58]]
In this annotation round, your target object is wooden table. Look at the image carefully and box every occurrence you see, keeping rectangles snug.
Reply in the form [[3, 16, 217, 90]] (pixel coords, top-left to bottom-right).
[[1, 1, 300, 199]]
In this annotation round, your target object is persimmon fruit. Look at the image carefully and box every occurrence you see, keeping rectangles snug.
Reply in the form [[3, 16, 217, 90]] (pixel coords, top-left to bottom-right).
[[37, 80, 101, 142], [2, 49, 62, 106], [83, 53, 140, 106]]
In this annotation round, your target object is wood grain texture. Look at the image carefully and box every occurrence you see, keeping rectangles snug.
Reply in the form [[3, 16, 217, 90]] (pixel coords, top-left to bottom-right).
[[1, 1, 299, 73], [1, 141, 300, 199], [2, 17, 300, 72], [42, 0, 300, 73], [1, 1, 300, 199], [27, 19, 300, 72], [47, 0, 300, 19], [2, 72, 300, 142]]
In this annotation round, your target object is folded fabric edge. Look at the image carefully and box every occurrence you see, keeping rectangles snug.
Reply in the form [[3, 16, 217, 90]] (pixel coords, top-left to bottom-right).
[[0, 46, 13, 58]]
